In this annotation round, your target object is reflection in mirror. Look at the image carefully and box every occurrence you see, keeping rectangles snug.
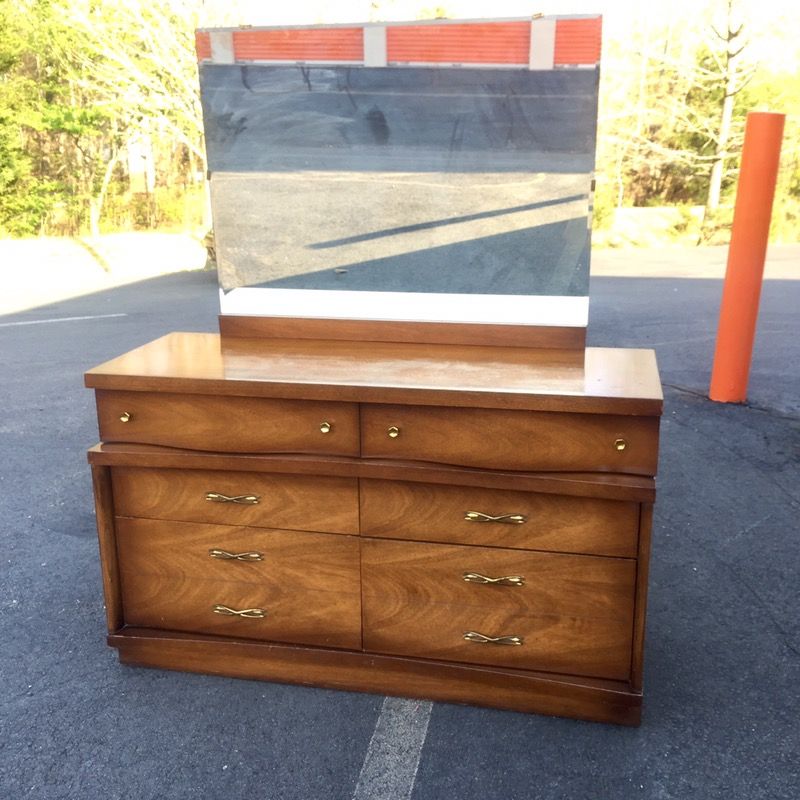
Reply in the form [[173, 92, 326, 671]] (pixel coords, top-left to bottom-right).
[[199, 18, 601, 328]]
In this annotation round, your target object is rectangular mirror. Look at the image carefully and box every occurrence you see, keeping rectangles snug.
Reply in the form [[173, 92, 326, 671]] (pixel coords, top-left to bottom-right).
[[198, 16, 601, 340]]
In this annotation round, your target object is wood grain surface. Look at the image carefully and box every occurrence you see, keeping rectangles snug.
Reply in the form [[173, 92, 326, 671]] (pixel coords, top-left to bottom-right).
[[88, 443, 658, 503], [112, 467, 358, 534], [91, 465, 122, 632], [85, 332, 663, 416], [361, 539, 636, 680], [96, 389, 359, 455], [116, 519, 361, 649], [361, 404, 660, 475], [360, 479, 640, 557], [219, 315, 586, 350], [86, 330, 662, 723]]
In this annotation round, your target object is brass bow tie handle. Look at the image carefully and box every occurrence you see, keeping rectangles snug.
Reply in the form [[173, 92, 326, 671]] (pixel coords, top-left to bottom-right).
[[212, 605, 267, 619], [463, 572, 525, 587], [209, 549, 264, 562], [205, 492, 260, 505], [463, 631, 524, 646], [464, 511, 527, 524]]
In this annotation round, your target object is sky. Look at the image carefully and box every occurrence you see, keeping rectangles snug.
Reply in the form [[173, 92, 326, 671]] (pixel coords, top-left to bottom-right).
[[198, 0, 799, 29]]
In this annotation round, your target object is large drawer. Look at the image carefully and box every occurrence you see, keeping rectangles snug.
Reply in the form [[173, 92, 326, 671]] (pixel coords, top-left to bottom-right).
[[361, 539, 636, 680], [360, 480, 639, 558], [113, 467, 358, 535], [116, 518, 361, 649], [96, 390, 359, 455], [361, 404, 659, 475]]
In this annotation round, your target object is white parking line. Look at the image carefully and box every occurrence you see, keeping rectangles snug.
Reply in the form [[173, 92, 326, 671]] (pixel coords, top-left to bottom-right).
[[352, 697, 433, 800], [0, 313, 127, 327]]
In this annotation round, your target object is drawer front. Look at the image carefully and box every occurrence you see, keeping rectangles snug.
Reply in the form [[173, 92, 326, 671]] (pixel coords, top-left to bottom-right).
[[113, 467, 358, 535], [361, 404, 659, 475], [116, 518, 361, 649], [360, 480, 639, 558], [96, 390, 359, 455], [361, 539, 635, 680]]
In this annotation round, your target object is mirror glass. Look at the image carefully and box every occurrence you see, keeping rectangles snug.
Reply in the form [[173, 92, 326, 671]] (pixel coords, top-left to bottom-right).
[[200, 23, 600, 328]]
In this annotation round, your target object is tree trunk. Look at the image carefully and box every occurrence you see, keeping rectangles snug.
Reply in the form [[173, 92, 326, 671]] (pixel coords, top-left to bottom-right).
[[706, 1, 742, 213], [89, 147, 121, 237], [706, 68, 737, 211]]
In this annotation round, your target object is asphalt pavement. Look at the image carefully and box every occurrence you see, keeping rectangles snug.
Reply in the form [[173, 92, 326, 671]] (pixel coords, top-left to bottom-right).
[[0, 266, 797, 799]]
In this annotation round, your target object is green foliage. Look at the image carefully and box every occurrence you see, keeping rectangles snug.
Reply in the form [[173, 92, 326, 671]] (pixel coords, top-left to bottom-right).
[[698, 206, 735, 244], [0, 2, 44, 234], [671, 206, 702, 236], [600, 44, 738, 209], [748, 71, 800, 242], [101, 184, 205, 233], [595, 8, 800, 244], [591, 176, 617, 231], [42, 106, 110, 137], [0, 0, 205, 238]]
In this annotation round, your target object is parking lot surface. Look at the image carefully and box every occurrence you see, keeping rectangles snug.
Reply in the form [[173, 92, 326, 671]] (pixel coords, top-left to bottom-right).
[[0, 264, 797, 799]]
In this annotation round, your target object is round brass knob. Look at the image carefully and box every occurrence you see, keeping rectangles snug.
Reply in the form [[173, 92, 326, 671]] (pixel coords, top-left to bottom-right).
[[119, 411, 132, 423], [614, 438, 627, 451], [319, 421, 332, 434], [388, 426, 400, 439]]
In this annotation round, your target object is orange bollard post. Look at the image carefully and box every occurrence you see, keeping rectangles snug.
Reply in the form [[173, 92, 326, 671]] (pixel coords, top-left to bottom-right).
[[709, 111, 785, 403]]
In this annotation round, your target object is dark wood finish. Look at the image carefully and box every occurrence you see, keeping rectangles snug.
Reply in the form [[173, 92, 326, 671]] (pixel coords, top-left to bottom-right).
[[89, 443, 657, 503], [219, 314, 587, 350], [91, 465, 123, 632], [111, 628, 642, 725], [361, 539, 636, 681], [362, 404, 660, 476], [360, 480, 639, 557], [96, 389, 359, 455], [85, 333, 663, 416], [116, 518, 361, 649], [112, 467, 358, 534], [631, 503, 654, 693]]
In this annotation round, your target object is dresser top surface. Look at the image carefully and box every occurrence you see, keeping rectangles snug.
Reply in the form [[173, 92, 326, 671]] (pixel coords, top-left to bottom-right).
[[85, 332, 662, 415]]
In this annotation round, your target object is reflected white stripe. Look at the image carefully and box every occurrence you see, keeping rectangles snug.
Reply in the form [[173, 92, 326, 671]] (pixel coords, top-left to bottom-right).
[[352, 697, 433, 800], [0, 313, 127, 327]]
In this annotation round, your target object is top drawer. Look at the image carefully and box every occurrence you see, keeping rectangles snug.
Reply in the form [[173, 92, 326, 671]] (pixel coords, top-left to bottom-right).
[[361, 404, 659, 475], [95, 390, 359, 455]]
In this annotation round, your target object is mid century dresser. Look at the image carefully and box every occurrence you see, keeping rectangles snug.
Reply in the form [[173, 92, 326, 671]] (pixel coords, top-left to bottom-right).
[[86, 14, 661, 725], [85, 332, 661, 725]]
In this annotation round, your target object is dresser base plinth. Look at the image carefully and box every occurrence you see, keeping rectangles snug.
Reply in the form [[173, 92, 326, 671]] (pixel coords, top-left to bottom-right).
[[109, 628, 642, 726]]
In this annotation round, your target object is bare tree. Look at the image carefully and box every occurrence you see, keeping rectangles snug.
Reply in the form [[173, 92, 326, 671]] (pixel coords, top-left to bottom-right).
[[705, 0, 755, 211], [54, 0, 206, 234]]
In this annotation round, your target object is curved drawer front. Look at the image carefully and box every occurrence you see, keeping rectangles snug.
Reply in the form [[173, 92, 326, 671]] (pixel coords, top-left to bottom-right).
[[361, 404, 659, 475], [360, 479, 639, 557], [116, 518, 361, 649], [361, 539, 635, 680], [113, 467, 358, 535], [96, 390, 359, 455]]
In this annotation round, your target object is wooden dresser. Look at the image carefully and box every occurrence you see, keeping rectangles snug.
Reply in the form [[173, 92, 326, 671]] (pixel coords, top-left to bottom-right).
[[86, 331, 661, 725]]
